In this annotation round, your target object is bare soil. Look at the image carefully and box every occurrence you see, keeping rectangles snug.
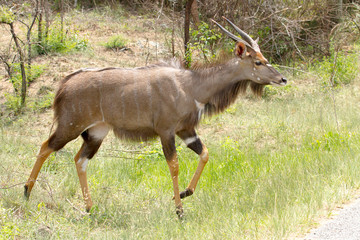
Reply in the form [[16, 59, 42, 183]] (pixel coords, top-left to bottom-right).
[[0, 8, 184, 106]]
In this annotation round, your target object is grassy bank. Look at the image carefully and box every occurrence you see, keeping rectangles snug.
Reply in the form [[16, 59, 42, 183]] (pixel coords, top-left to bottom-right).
[[1, 6, 360, 240], [2, 75, 360, 239]]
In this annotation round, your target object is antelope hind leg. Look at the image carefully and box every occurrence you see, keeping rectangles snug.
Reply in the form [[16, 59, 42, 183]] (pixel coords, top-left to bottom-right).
[[74, 143, 93, 212], [74, 125, 108, 212], [161, 134, 183, 217]]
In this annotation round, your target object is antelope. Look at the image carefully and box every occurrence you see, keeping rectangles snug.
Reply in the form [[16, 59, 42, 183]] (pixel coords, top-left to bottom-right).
[[24, 17, 287, 217]]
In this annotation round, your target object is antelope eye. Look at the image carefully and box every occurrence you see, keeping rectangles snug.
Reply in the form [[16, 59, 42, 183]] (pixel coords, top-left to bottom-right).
[[255, 60, 262, 66]]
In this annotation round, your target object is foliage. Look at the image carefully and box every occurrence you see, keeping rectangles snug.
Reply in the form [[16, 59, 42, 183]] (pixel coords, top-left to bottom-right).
[[0, 6, 15, 24], [1, 3, 360, 239], [8, 64, 45, 93], [4, 64, 45, 112], [263, 83, 294, 99], [189, 21, 222, 62], [311, 46, 359, 87], [2, 82, 360, 239], [4, 93, 22, 113], [28, 91, 55, 112], [36, 17, 89, 55], [103, 35, 128, 51]]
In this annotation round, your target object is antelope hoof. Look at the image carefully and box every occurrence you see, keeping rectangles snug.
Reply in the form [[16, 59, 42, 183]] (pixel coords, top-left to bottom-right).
[[24, 185, 30, 200], [172, 188, 194, 200], [180, 188, 193, 199], [176, 206, 184, 219]]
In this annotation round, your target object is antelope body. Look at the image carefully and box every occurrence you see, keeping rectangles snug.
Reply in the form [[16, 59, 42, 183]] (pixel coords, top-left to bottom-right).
[[24, 17, 287, 217]]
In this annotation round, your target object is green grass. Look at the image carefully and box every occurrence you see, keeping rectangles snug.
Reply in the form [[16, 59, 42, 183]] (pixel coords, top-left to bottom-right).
[[102, 35, 129, 51], [1, 77, 360, 239]]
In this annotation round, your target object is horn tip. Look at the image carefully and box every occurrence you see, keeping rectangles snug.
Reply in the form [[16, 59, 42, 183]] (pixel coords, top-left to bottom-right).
[[210, 18, 219, 25]]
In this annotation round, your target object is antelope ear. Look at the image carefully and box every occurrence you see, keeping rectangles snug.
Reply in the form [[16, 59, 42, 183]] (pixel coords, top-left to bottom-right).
[[235, 42, 247, 58]]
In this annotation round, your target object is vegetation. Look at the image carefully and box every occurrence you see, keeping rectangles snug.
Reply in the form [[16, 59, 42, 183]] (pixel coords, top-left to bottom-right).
[[103, 35, 128, 51], [1, 1, 360, 239], [2, 77, 360, 239], [35, 19, 89, 55]]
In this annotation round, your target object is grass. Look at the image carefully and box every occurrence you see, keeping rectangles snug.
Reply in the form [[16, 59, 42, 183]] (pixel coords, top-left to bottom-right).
[[1, 6, 360, 240], [1, 78, 360, 239], [102, 35, 129, 51]]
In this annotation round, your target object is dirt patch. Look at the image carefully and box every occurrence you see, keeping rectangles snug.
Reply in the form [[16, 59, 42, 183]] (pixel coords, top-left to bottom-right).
[[0, 8, 183, 108]]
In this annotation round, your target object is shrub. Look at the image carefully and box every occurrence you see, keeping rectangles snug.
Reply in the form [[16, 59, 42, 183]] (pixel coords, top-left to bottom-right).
[[4, 93, 22, 112], [103, 35, 128, 51], [28, 91, 55, 112], [312, 46, 359, 87], [0, 6, 15, 24], [36, 17, 89, 55], [190, 21, 222, 62], [9, 64, 45, 93]]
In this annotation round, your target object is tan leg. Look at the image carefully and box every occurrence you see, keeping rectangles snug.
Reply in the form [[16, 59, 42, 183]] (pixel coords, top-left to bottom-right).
[[176, 130, 210, 199], [74, 144, 93, 212], [166, 153, 183, 217], [178, 145, 209, 199], [186, 145, 209, 193], [24, 140, 54, 198]]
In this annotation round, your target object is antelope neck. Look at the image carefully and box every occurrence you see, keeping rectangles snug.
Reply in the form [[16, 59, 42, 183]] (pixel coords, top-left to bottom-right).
[[190, 59, 247, 103]]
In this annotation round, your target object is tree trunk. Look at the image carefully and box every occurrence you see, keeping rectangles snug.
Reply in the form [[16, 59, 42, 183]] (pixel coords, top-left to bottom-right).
[[27, 0, 39, 79], [9, 22, 27, 106], [44, 0, 50, 44], [38, 0, 43, 49], [191, 0, 200, 29], [184, 0, 195, 68], [338, 0, 343, 20], [60, 0, 64, 43]]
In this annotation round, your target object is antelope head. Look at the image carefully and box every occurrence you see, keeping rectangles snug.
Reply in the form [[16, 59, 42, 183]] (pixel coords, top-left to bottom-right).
[[212, 17, 287, 86]]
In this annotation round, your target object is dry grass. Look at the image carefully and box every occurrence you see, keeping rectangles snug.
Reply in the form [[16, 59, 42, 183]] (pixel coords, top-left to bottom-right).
[[1, 6, 360, 240], [0, 7, 183, 106]]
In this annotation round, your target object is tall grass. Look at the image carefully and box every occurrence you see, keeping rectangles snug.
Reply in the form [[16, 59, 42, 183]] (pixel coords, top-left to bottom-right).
[[1, 77, 360, 239]]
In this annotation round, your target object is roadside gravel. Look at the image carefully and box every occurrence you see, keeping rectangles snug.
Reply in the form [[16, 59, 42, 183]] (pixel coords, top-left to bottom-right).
[[304, 197, 360, 240]]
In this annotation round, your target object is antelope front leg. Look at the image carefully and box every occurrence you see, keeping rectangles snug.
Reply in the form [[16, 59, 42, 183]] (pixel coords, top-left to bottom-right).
[[160, 134, 183, 217], [180, 145, 208, 198], [177, 130, 209, 198], [24, 140, 54, 198]]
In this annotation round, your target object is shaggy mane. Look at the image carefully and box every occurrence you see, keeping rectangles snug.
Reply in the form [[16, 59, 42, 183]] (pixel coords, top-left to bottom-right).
[[204, 80, 264, 116]]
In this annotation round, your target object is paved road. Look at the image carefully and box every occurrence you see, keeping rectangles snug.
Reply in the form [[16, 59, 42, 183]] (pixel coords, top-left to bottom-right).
[[304, 197, 360, 240]]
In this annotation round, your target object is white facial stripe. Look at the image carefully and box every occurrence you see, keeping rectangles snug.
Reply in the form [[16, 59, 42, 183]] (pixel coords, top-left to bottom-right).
[[257, 77, 261, 81], [266, 64, 272, 67], [184, 136, 198, 146]]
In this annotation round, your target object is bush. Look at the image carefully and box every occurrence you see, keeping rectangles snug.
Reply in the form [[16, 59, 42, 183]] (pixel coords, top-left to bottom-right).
[[28, 91, 55, 112], [36, 17, 89, 55], [0, 6, 15, 24], [9, 64, 45, 93], [189, 21, 222, 62], [103, 35, 128, 51], [312, 46, 359, 87], [4, 93, 22, 112]]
